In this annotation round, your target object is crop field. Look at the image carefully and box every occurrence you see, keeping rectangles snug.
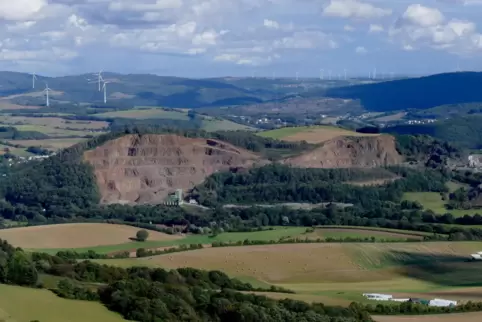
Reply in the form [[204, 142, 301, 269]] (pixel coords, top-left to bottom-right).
[[9, 138, 88, 150], [258, 125, 379, 143], [94, 107, 190, 120], [402, 192, 480, 217], [201, 118, 255, 132], [13, 124, 104, 137], [374, 312, 482, 322], [0, 223, 181, 249], [0, 102, 43, 110], [0, 115, 109, 130], [305, 228, 425, 241], [0, 284, 125, 322], [99, 241, 482, 306]]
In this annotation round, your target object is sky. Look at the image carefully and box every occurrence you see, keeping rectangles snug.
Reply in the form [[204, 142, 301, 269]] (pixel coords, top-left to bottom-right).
[[1, 0, 482, 77]]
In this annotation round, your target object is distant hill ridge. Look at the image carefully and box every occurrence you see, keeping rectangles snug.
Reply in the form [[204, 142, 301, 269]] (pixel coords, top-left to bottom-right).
[[325, 72, 482, 112]]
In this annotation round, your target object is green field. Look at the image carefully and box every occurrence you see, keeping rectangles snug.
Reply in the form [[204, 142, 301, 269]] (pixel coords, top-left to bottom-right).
[[14, 124, 104, 137], [201, 118, 255, 132], [258, 125, 378, 144], [0, 284, 126, 322], [403, 192, 480, 217], [94, 107, 190, 120]]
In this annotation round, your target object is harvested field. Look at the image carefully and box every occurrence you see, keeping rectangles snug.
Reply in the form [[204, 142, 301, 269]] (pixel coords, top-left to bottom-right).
[[0, 284, 125, 322], [0, 115, 108, 130], [0, 102, 43, 110], [259, 126, 378, 144], [0, 223, 181, 249], [9, 138, 88, 150], [305, 228, 424, 241], [374, 312, 482, 322], [94, 108, 190, 120], [372, 112, 407, 122]]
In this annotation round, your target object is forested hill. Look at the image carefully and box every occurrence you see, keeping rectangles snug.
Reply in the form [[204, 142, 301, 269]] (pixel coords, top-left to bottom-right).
[[385, 116, 482, 149], [325, 72, 482, 112]]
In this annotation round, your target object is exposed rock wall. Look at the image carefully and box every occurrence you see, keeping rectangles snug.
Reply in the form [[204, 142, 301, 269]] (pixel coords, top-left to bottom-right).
[[282, 135, 403, 168], [83, 134, 265, 204]]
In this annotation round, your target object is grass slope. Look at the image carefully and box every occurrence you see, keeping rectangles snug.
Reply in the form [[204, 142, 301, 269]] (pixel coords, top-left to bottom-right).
[[402, 192, 480, 217], [0, 284, 126, 322]]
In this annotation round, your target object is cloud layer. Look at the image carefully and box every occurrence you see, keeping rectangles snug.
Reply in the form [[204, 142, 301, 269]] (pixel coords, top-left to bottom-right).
[[0, 0, 480, 76]]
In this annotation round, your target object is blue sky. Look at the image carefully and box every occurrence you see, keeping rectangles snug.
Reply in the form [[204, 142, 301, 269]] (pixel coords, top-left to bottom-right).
[[1, 0, 482, 77]]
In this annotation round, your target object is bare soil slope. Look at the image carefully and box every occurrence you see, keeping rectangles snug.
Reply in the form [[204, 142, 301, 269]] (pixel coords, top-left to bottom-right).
[[282, 135, 402, 168], [84, 134, 265, 204]]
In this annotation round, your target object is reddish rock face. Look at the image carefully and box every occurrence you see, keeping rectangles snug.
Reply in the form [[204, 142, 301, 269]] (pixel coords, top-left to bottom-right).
[[83, 134, 265, 204], [282, 135, 403, 169]]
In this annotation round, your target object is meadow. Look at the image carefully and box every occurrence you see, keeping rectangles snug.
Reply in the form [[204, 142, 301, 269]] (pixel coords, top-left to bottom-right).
[[402, 192, 480, 217], [14, 124, 103, 137], [258, 125, 379, 143], [0, 284, 126, 322]]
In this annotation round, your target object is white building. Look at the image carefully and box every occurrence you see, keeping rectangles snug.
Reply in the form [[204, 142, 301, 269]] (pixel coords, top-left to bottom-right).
[[428, 299, 457, 307], [362, 293, 393, 301]]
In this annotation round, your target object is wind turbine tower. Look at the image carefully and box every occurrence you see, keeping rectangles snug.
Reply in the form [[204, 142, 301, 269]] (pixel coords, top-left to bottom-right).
[[344, 69, 347, 80], [44, 83, 51, 107], [328, 70, 332, 80], [320, 69, 324, 80], [32, 72, 37, 89], [102, 81, 110, 104], [97, 70, 104, 91], [296, 71, 299, 81], [373, 68, 377, 79]]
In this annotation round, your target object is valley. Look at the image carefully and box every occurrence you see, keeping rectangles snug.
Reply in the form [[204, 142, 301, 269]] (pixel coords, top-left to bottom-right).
[[1, 71, 482, 322]]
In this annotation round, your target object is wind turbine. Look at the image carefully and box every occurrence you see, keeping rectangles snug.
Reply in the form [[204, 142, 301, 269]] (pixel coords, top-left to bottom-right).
[[102, 81, 110, 104], [96, 70, 104, 91], [320, 69, 324, 80], [43, 83, 51, 107], [296, 71, 299, 81], [373, 68, 377, 79], [328, 70, 332, 80], [344, 69, 347, 80], [32, 72, 37, 89]]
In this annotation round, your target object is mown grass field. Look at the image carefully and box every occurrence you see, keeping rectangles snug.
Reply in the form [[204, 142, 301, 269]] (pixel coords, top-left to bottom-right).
[[97, 241, 482, 306], [258, 125, 379, 143], [0, 284, 126, 322], [402, 192, 480, 217], [201, 118, 255, 132], [306, 228, 425, 241]]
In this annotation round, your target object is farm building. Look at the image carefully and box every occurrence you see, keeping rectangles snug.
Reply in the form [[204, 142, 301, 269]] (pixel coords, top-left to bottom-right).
[[409, 298, 430, 305], [428, 299, 457, 307], [362, 293, 392, 301]]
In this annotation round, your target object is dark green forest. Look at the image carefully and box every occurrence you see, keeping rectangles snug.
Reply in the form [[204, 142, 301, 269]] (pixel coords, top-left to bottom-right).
[[325, 72, 482, 111], [385, 116, 482, 149]]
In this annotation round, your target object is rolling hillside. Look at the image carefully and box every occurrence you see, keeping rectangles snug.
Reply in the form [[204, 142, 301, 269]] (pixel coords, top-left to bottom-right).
[[325, 72, 482, 112]]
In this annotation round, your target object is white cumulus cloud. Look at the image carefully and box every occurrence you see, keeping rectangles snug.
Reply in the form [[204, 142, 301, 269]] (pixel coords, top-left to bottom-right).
[[323, 0, 392, 19]]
